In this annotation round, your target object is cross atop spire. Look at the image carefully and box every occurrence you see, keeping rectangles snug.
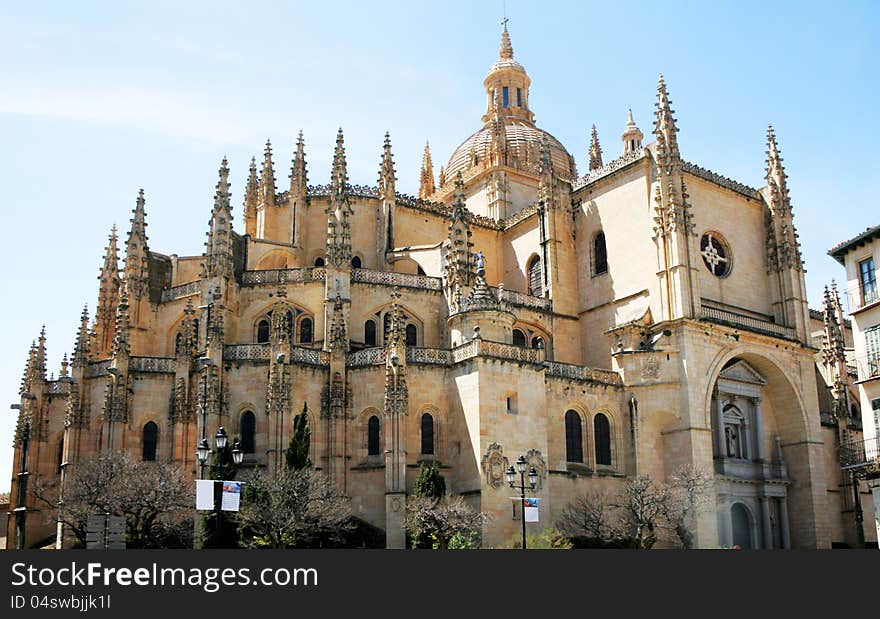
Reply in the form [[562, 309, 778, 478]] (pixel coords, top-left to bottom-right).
[[500, 19, 513, 59]]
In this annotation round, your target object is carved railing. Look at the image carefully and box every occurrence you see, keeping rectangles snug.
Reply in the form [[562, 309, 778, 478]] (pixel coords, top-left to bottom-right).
[[224, 344, 270, 362], [351, 268, 443, 291], [700, 306, 796, 340], [289, 346, 329, 366], [348, 347, 385, 367], [241, 268, 326, 286], [452, 339, 545, 365], [130, 357, 176, 373], [46, 380, 72, 395], [545, 361, 622, 385], [494, 287, 552, 311], [84, 359, 111, 378], [407, 348, 451, 366], [573, 148, 645, 190], [160, 281, 201, 303], [681, 161, 761, 199]]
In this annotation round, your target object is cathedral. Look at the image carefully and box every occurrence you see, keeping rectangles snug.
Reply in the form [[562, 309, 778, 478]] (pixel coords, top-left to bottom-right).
[[7, 24, 877, 549]]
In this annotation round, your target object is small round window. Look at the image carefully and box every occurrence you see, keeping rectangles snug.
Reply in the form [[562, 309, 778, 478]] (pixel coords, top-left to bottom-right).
[[700, 232, 731, 277]]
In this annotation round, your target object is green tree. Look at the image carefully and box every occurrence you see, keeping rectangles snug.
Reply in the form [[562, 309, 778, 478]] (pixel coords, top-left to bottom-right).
[[285, 403, 312, 471], [413, 461, 446, 499]]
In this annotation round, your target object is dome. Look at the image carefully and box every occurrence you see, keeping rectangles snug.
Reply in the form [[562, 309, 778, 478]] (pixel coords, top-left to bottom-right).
[[445, 120, 576, 183]]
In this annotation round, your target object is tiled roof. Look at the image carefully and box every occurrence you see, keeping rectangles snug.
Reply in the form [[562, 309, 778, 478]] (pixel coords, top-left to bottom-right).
[[828, 224, 880, 264]]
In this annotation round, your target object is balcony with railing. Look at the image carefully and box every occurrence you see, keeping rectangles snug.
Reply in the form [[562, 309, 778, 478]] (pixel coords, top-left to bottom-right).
[[854, 354, 880, 382], [839, 436, 880, 478], [700, 304, 796, 340], [846, 282, 880, 313]]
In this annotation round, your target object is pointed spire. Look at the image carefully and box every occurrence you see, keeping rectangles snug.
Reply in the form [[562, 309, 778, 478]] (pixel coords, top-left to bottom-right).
[[112, 287, 131, 359], [589, 124, 603, 171], [653, 75, 680, 168], [621, 109, 644, 155], [326, 128, 353, 267], [260, 140, 276, 207], [438, 165, 447, 188], [289, 130, 308, 198], [35, 325, 47, 380], [452, 171, 467, 219], [538, 135, 557, 209], [95, 225, 121, 357], [418, 141, 436, 199], [123, 189, 150, 300], [378, 132, 396, 200], [244, 156, 259, 236], [765, 124, 790, 211], [205, 157, 234, 279], [72, 304, 90, 367], [500, 19, 514, 59], [331, 128, 349, 199], [764, 125, 803, 271], [59, 353, 69, 379]]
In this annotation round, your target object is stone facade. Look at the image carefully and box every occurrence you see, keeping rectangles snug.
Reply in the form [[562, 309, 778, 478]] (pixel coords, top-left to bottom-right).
[[6, 25, 876, 549]]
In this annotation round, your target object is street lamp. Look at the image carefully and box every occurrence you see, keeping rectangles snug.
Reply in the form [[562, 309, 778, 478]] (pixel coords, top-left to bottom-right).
[[232, 440, 244, 466], [215, 426, 228, 450], [507, 454, 538, 550]]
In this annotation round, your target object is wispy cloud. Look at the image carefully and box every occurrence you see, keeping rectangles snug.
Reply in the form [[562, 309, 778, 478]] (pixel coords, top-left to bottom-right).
[[0, 80, 258, 145]]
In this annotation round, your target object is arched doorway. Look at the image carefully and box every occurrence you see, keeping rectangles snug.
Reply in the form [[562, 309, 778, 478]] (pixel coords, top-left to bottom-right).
[[731, 503, 753, 549]]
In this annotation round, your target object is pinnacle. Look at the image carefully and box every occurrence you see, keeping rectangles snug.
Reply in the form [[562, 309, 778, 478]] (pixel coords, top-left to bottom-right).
[[500, 22, 514, 59]]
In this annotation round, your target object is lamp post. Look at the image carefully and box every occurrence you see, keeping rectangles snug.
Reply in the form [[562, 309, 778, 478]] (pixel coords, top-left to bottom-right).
[[196, 425, 243, 548], [507, 455, 538, 550]]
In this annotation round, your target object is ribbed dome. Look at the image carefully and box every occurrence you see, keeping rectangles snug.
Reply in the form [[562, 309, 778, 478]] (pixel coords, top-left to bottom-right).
[[445, 120, 576, 182]]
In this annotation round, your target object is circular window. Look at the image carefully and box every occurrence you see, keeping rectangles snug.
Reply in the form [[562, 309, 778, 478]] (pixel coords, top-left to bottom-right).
[[700, 232, 731, 277]]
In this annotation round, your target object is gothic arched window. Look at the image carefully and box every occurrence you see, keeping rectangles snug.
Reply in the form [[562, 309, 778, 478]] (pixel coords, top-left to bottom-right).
[[528, 255, 543, 297], [531, 336, 545, 350], [512, 329, 526, 347], [142, 422, 158, 461], [368, 415, 380, 456], [594, 413, 611, 466], [175, 332, 183, 355], [240, 411, 256, 454], [594, 232, 608, 275], [299, 317, 313, 344], [406, 324, 417, 346], [365, 320, 377, 347], [421, 413, 435, 455], [351, 256, 362, 269], [314, 257, 325, 267], [565, 410, 583, 463], [256, 319, 270, 344]]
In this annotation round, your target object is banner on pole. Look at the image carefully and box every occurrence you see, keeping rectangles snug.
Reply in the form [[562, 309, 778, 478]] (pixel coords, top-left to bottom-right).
[[221, 481, 242, 512], [524, 497, 540, 522], [196, 480, 215, 510]]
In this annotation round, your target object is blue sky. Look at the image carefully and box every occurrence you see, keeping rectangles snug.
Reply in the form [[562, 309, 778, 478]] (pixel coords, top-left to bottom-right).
[[1, 0, 877, 491]]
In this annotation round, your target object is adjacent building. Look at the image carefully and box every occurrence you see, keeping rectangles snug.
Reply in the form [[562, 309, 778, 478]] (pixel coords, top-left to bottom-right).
[[829, 225, 880, 542]]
